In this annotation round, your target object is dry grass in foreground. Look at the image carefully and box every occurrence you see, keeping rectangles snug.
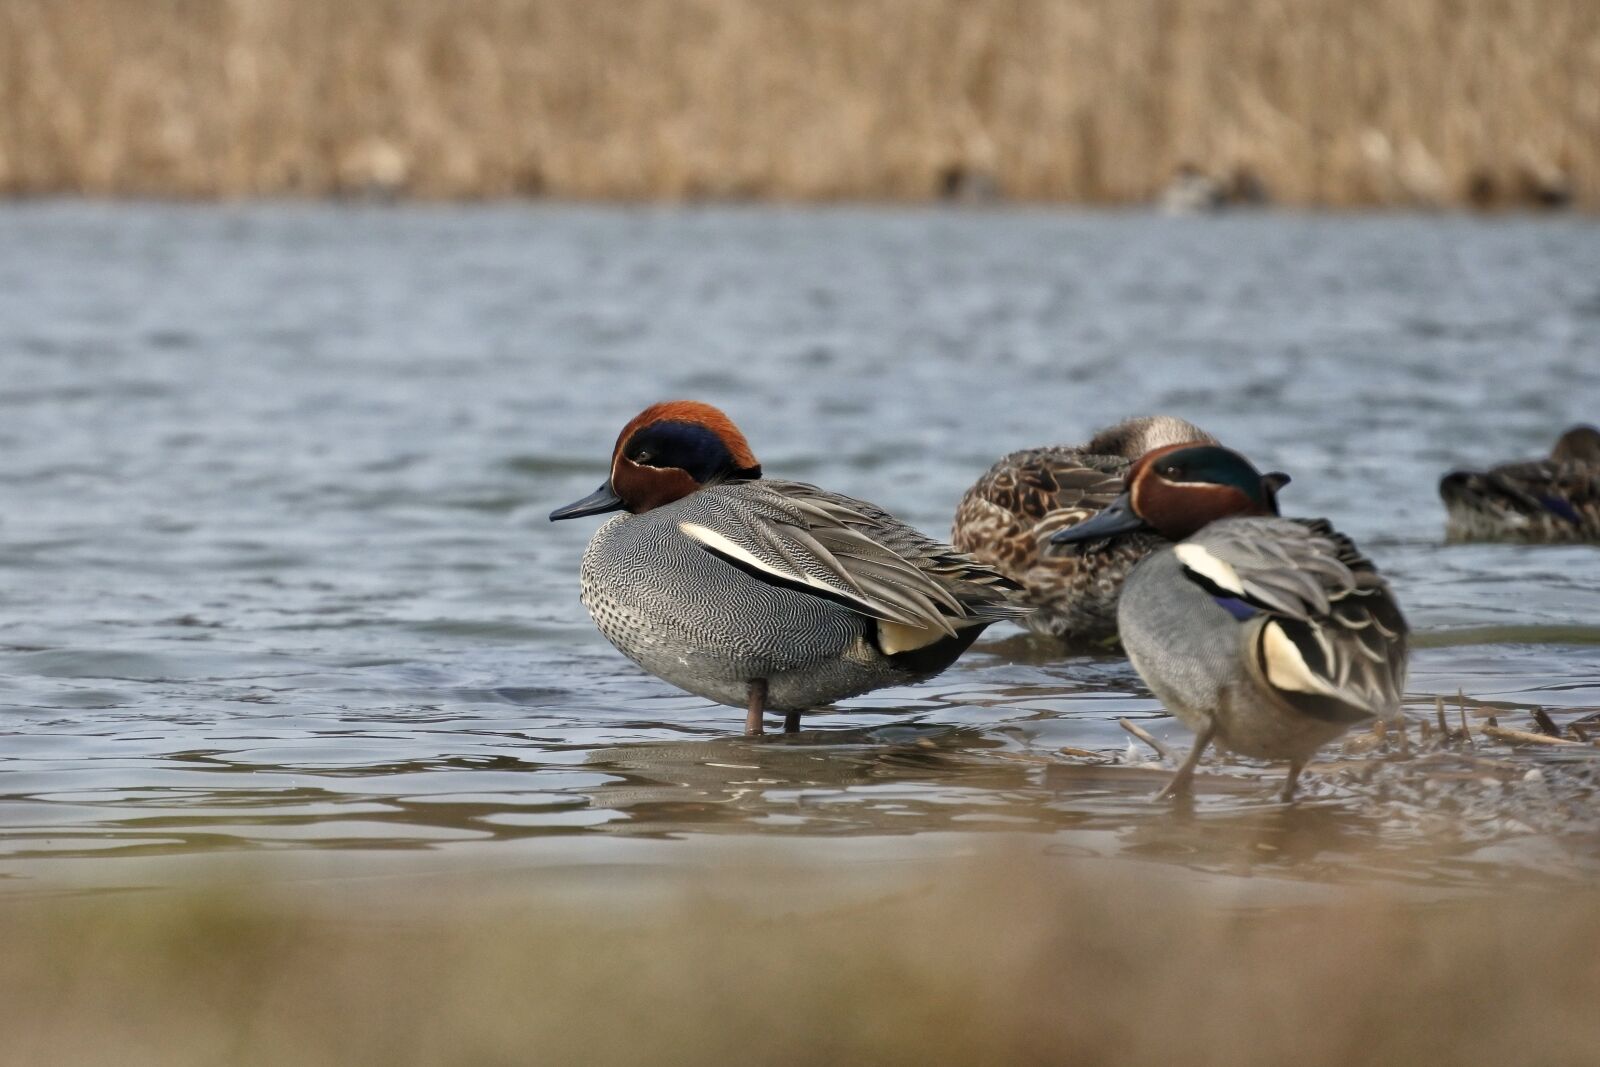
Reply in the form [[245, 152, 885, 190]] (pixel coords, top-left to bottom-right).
[[1, 853, 1597, 1066], [0, 0, 1596, 207]]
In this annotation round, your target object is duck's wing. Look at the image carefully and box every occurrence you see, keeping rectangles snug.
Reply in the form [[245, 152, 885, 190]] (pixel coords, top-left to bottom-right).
[[1178, 517, 1408, 722], [680, 481, 1029, 635], [953, 448, 1129, 571]]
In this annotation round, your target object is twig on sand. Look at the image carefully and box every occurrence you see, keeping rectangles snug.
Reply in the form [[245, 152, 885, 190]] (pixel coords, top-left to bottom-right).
[[988, 751, 1058, 766], [1458, 690, 1474, 747], [1482, 723, 1584, 748], [1119, 718, 1175, 763], [1408, 750, 1531, 776]]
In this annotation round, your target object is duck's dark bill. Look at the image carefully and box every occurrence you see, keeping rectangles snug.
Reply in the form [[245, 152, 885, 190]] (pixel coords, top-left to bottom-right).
[[1050, 493, 1145, 545], [550, 481, 625, 521]]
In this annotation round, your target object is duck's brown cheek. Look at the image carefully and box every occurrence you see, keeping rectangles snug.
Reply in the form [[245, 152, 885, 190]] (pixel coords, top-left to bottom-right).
[[611, 461, 700, 514], [1133, 478, 1201, 541], [1146, 483, 1255, 540], [1132, 475, 1185, 538]]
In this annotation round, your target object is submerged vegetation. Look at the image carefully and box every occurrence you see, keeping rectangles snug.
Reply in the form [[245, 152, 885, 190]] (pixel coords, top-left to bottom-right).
[[0, 0, 1595, 206], [2, 852, 1598, 1066]]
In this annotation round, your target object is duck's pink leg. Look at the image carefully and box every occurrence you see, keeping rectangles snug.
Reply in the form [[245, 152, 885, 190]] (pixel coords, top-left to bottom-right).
[[744, 679, 768, 737], [1155, 722, 1215, 801], [1280, 760, 1305, 803]]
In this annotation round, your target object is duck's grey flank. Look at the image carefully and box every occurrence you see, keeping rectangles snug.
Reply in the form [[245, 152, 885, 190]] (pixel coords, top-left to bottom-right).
[[581, 479, 1027, 712], [1118, 516, 1407, 795]]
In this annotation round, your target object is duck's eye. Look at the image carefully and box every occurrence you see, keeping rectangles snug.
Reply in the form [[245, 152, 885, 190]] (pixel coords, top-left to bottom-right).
[[633, 450, 654, 464], [1159, 464, 1183, 479]]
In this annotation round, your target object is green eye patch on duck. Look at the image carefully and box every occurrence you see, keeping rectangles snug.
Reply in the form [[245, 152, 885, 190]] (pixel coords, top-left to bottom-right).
[[1146, 446, 1279, 505], [1052, 444, 1287, 549], [551, 401, 768, 518], [623, 420, 763, 483], [1128, 445, 1285, 542]]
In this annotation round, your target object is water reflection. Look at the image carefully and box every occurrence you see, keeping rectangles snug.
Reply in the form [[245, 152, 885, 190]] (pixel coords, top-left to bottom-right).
[[0, 674, 1596, 888], [583, 725, 1021, 836]]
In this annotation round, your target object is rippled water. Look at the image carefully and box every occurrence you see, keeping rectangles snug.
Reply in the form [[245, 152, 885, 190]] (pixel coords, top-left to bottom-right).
[[1, 202, 1597, 892]]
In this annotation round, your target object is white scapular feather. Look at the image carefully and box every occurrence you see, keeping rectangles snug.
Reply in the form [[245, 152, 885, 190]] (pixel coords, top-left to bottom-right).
[[1173, 543, 1244, 595], [678, 521, 841, 600]]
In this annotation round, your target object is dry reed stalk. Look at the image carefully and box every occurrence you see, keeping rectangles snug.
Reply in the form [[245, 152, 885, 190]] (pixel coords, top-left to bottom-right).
[[0, 0, 1595, 205], [1531, 706, 1562, 737], [1119, 716, 1176, 762], [1482, 722, 1585, 747]]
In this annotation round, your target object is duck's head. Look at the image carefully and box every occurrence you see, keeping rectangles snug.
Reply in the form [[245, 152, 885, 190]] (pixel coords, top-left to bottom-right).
[[1050, 443, 1287, 546], [1083, 415, 1215, 459], [549, 401, 762, 520], [1552, 424, 1600, 464]]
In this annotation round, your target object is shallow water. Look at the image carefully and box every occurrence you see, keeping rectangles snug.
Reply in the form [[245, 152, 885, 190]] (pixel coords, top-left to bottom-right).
[[0, 202, 1597, 892]]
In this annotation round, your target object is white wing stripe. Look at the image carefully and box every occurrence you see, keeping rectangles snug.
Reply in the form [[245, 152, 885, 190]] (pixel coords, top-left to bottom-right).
[[680, 521, 838, 599], [1174, 544, 1245, 594], [680, 520, 934, 628]]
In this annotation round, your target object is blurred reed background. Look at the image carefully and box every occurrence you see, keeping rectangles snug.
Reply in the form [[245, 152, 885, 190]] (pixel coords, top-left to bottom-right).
[[0, 0, 1595, 207], [3, 853, 1598, 1067]]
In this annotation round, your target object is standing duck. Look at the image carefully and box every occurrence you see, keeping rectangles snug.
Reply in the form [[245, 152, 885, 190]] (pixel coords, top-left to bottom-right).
[[1439, 425, 1600, 543], [550, 401, 1029, 735], [1052, 444, 1408, 800], [954, 416, 1282, 644]]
